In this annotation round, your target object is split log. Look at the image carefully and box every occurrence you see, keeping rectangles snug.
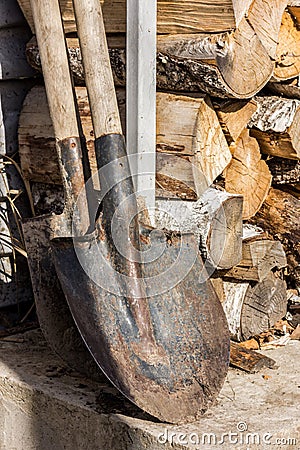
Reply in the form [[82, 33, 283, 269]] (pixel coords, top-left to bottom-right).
[[224, 130, 272, 219], [220, 233, 287, 282], [267, 156, 300, 184], [249, 96, 300, 160], [25, 0, 288, 99], [222, 273, 287, 341], [155, 188, 243, 270], [229, 342, 277, 373], [273, 11, 300, 81], [18, 86, 231, 198], [267, 76, 300, 100], [250, 187, 300, 289], [156, 93, 231, 197], [212, 99, 257, 145], [16, 0, 274, 35]]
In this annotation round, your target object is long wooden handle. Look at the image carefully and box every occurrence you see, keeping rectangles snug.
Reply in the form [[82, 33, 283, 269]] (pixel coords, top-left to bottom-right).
[[30, 0, 89, 234], [72, 0, 122, 137]]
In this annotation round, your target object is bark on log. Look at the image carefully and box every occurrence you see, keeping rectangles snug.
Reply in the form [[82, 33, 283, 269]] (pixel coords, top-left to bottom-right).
[[273, 11, 300, 81], [267, 156, 300, 184], [250, 187, 300, 289], [267, 77, 300, 100], [18, 86, 231, 198], [249, 96, 300, 160], [155, 188, 243, 270], [288, 3, 300, 26], [222, 273, 287, 341], [25, 0, 288, 99], [224, 130, 272, 219]]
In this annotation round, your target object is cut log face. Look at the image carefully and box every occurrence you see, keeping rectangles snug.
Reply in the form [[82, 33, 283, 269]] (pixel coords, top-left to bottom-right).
[[224, 130, 272, 219], [240, 273, 287, 340], [222, 273, 287, 341], [274, 11, 300, 81], [155, 188, 243, 270], [249, 96, 300, 160]]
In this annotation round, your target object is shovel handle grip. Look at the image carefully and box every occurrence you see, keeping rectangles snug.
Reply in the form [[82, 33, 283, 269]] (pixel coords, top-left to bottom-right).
[[72, 0, 122, 138], [30, 0, 89, 234]]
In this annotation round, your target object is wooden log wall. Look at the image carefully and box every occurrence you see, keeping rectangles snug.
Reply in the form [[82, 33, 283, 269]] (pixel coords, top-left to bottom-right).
[[17, 0, 300, 341]]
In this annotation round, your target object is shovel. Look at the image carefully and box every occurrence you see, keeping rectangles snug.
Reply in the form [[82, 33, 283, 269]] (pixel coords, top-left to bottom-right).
[[23, 0, 102, 379], [33, 0, 230, 423]]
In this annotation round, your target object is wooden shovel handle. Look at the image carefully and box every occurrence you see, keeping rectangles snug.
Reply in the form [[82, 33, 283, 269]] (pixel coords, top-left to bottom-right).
[[30, 0, 89, 234], [72, 0, 122, 138]]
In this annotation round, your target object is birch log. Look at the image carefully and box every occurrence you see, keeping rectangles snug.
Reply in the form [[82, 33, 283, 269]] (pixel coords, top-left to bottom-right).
[[267, 157, 300, 184], [25, 0, 288, 99], [249, 96, 300, 160], [155, 188, 243, 270], [222, 273, 287, 341], [224, 130, 272, 219]]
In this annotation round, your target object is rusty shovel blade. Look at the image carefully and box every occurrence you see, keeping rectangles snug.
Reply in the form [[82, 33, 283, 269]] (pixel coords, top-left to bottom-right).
[[50, 135, 230, 424]]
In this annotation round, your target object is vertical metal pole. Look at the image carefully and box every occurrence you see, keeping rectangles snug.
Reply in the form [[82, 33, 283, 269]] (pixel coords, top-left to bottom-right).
[[126, 0, 157, 224]]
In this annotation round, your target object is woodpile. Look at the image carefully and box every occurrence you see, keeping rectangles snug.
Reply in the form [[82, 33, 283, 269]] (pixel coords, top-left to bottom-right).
[[17, 0, 300, 344]]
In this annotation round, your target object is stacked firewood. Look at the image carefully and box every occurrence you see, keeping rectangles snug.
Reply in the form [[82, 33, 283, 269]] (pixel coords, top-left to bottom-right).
[[17, 0, 300, 342]]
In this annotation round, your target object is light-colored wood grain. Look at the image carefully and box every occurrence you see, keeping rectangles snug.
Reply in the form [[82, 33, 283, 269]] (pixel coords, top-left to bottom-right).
[[157, 93, 232, 196], [222, 273, 287, 341], [73, 0, 121, 137], [249, 96, 300, 160], [156, 188, 243, 270], [274, 11, 300, 81], [224, 130, 272, 220], [29, 0, 78, 139], [18, 0, 238, 35], [213, 99, 257, 144]]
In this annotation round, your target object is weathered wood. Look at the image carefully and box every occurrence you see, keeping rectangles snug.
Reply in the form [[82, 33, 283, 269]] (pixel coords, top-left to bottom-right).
[[250, 187, 300, 289], [267, 77, 300, 100], [222, 273, 287, 341], [249, 96, 300, 160], [18, 0, 239, 35], [230, 342, 277, 373], [213, 99, 257, 144], [273, 11, 300, 81], [221, 239, 287, 282], [157, 93, 232, 196], [240, 273, 287, 340], [267, 156, 300, 184], [25, 0, 287, 101], [224, 130, 272, 219], [155, 188, 243, 270], [18, 86, 231, 198]]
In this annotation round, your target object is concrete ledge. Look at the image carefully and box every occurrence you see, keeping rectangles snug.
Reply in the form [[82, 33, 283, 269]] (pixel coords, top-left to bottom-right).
[[0, 330, 299, 449]]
